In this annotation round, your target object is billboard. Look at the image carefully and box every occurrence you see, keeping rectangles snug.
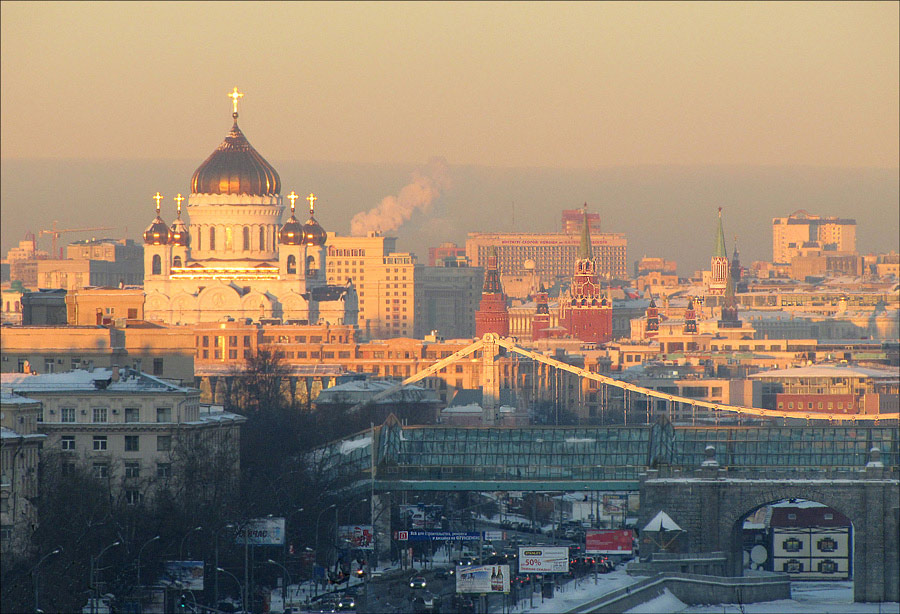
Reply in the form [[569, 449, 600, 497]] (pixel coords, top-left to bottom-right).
[[395, 531, 493, 542], [338, 525, 374, 549], [518, 546, 569, 573], [235, 517, 285, 546], [161, 561, 204, 590], [586, 529, 633, 555], [456, 565, 510, 594]]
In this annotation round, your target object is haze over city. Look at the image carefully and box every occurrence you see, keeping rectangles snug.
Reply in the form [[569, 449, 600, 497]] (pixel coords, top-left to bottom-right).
[[2, 2, 898, 274]]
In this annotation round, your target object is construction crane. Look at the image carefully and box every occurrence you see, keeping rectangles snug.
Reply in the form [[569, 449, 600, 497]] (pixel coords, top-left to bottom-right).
[[39, 221, 114, 258]]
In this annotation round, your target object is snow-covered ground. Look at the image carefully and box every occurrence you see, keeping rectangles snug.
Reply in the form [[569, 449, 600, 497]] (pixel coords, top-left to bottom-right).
[[503, 572, 899, 614]]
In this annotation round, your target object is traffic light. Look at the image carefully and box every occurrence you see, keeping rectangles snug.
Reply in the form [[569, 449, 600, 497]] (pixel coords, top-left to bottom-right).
[[178, 594, 187, 609]]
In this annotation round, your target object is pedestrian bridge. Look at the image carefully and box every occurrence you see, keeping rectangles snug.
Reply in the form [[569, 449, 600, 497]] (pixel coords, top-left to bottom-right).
[[312, 416, 898, 492]]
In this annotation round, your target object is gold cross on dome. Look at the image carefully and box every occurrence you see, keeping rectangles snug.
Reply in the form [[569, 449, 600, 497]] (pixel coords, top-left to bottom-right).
[[307, 192, 317, 214], [174, 193, 185, 214], [228, 87, 244, 115], [153, 191, 163, 214], [287, 191, 299, 212]]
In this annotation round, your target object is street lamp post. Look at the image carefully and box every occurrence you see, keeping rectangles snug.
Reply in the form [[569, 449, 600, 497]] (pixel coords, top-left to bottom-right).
[[179, 525, 203, 560], [136, 535, 160, 592], [214, 524, 234, 610], [90, 540, 121, 614], [314, 504, 336, 597], [32, 546, 61, 614], [266, 559, 293, 610], [216, 567, 243, 613]]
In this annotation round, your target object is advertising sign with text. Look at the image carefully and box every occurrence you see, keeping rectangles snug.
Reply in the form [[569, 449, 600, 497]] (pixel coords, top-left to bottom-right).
[[235, 517, 285, 546], [518, 546, 569, 573], [338, 525, 374, 549], [586, 529, 633, 555], [456, 565, 510, 594]]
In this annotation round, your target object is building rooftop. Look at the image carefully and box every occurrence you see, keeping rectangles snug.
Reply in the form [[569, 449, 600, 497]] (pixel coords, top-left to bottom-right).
[[749, 364, 899, 380], [1, 368, 193, 394]]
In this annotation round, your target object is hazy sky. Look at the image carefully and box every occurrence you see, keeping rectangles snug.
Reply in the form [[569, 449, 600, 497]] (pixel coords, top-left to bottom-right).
[[2, 2, 897, 167], [1, 2, 898, 272]]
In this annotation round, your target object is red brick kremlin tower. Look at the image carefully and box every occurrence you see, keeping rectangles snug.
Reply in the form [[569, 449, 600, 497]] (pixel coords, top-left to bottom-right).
[[645, 297, 659, 337], [558, 206, 613, 343], [475, 248, 510, 337], [532, 283, 551, 340]]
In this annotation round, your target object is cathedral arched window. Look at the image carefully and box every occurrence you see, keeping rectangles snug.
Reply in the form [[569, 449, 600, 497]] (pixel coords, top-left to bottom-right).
[[243, 227, 250, 250], [225, 227, 233, 251], [287, 254, 297, 274], [173, 256, 182, 268], [306, 255, 316, 276], [152, 254, 161, 275], [259, 226, 265, 251], [195, 228, 201, 251], [209, 227, 216, 250]]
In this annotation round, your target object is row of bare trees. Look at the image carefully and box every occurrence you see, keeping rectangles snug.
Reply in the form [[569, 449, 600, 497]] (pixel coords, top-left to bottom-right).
[[1, 350, 365, 613]]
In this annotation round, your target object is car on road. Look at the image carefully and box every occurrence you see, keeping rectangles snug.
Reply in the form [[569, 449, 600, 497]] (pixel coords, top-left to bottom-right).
[[408, 575, 427, 589], [434, 567, 455, 579], [336, 592, 357, 610]]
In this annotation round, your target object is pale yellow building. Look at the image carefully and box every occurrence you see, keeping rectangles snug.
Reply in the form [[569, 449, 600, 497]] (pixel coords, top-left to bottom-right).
[[772, 210, 856, 264], [1, 369, 244, 505]]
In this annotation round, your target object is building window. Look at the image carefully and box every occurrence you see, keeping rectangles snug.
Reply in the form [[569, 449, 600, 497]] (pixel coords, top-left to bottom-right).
[[127, 308, 138, 318], [157, 436, 171, 452], [93, 408, 108, 423], [153, 358, 163, 376], [157, 462, 172, 478], [243, 226, 250, 250], [93, 436, 108, 451], [156, 407, 172, 422], [124, 435, 140, 452], [259, 226, 265, 251], [152, 254, 161, 275], [124, 407, 140, 423], [124, 462, 140, 478], [287, 254, 297, 274], [173, 255, 182, 268], [229, 350, 237, 359], [125, 489, 142, 505], [209, 227, 216, 250], [61, 408, 76, 423], [92, 463, 109, 479], [61, 436, 76, 451]]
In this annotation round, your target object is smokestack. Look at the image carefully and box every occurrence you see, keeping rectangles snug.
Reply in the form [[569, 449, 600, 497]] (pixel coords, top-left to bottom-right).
[[350, 157, 450, 236]]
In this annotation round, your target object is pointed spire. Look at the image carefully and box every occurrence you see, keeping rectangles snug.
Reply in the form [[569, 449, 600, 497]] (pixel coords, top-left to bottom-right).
[[714, 207, 727, 258], [579, 203, 593, 260]]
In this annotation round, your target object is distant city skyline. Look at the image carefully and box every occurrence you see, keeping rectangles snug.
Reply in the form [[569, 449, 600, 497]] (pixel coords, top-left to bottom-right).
[[1, 2, 898, 273]]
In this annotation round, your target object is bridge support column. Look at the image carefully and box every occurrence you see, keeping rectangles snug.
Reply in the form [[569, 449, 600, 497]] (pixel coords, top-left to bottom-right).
[[372, 493, 392, 566], [482, 334, 500, 423]]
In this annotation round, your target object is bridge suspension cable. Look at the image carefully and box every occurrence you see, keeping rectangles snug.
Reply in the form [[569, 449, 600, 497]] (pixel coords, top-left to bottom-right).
[[353, 334, 898, 423]]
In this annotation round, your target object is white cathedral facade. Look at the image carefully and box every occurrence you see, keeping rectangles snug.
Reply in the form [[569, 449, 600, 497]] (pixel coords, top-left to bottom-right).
[[142, 89, 357, 326]]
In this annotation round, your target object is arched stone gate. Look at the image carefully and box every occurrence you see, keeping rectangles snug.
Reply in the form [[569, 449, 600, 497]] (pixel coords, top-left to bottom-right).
[[639, 463, 899, 602]]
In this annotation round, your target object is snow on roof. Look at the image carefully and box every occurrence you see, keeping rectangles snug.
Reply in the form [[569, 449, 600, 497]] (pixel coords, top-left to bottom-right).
[[1, 368, 192, 394], [643, 511, 682, 532], [441, 404, 483, 414], [340, 436, 372, 455], [749, 364, 898, 380], [1, 390, 40, 405]]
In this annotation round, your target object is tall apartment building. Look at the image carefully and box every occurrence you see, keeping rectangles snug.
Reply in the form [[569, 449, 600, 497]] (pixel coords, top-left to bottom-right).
[[326, 232, 482, 339], [772, 211, 857, 264], [466, 231, 627, 284], [561, 208, 601, 235]]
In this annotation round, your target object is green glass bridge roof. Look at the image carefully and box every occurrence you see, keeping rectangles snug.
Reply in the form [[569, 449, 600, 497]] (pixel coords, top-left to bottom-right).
[[311, 420, 898, 492]]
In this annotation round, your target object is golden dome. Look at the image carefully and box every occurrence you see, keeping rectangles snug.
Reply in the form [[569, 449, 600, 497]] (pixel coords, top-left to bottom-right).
[[169, 218, 190, 247], [143, 216, 170, 245], [279, 215, 303, 245], [301, 215, 327, 247], [190, 119, 280, 196]]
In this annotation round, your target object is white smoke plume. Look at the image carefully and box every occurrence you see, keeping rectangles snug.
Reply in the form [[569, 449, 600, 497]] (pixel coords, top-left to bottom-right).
[[350, 157, 450, 236]]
